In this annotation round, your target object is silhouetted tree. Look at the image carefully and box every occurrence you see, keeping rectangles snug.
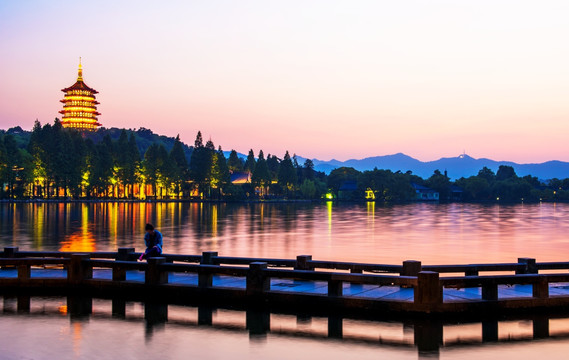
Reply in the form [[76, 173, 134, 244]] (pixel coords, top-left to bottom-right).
[[278, 151, 297, 196], [496, 165, 516, 181], [169, 135, 189, 198], [244, 149, 256, 174], [252, 150, 271, 194], [227, 150, 243, 171]]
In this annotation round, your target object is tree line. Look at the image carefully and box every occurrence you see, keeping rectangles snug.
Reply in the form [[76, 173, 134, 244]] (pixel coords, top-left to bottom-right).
[[1, 120, 568, 202]]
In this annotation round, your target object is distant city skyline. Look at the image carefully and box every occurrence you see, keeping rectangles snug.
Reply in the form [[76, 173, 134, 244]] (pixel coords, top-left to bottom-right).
[[1, 1, 569, 163]]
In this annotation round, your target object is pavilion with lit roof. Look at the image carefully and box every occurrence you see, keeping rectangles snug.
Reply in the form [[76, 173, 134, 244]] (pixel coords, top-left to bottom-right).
[[59, 59, 101, 131]]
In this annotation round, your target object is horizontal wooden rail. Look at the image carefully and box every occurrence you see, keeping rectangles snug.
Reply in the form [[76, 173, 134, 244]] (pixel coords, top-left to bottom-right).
[[423, 263, 526, 275], [0, 257, 70, 266], [15, 251, 117, 259], [440, 274, 569, 287], [213, 256, 296, 268], [87, 259, 147, 271], [161, 254, 202, 263], [536, 262, 569, 271], [306, 260, 403, 274]]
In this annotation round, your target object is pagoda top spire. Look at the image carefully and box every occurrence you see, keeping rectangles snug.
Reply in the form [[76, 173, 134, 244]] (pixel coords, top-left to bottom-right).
[[62, 58, 97, 94], [77, 57, 83, 81]]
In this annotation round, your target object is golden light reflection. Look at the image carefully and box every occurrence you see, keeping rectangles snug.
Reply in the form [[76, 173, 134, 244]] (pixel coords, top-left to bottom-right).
[[367, 201, 375, 232], [33, 203, 44, 248], [259, 203, 264, 230], [11, 203, 18, 246], [326, 200, 333, 235], [211, 204, 218, 238], [156, 202, 163, 230], [72, 321, 83, 357], [59, 232, 95, 252], [110, 203, 118, 244], [60, 204, 95, 252]]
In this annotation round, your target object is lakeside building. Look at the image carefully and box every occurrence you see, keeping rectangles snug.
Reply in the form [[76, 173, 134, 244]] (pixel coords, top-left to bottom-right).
[[411, 183, 439, 201], [338, 180, 358, 200], [59, 59, 101, 131], [230, 171, 251, 185]]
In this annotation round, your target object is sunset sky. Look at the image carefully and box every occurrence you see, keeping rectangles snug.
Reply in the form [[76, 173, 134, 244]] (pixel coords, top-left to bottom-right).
[[1, 0, 569, 163]]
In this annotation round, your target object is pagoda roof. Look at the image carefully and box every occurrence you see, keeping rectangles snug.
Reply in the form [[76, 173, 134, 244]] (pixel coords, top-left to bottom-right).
[[61, 80, 99, 94]]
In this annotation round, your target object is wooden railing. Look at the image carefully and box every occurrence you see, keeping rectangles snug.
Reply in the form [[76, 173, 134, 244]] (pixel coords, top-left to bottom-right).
[[3, 247, 569, 311]]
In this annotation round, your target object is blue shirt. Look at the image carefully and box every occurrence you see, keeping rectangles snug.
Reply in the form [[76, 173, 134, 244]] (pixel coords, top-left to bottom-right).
[[144, 230, 163, 252]]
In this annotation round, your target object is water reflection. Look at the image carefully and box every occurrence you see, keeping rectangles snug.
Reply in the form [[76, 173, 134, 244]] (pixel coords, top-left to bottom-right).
[[2, 202, 569, 264], [60, 204, 95, 252], [3, 295, 569, 359]]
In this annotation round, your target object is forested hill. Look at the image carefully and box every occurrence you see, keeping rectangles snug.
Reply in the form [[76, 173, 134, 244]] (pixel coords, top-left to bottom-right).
[[84, 127, 193, 162], [1, 125, 194, 162]]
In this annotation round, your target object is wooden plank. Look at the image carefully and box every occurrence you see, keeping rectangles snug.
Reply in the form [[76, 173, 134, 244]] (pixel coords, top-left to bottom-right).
[[161, 263, 249, 277], [264, 268, 417, 286]]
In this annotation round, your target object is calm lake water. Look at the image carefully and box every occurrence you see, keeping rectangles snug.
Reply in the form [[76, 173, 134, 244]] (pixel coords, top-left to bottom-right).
[[1, 201, 569, 264], [2, 201, 569, 359], [2, 296, 569, 360]]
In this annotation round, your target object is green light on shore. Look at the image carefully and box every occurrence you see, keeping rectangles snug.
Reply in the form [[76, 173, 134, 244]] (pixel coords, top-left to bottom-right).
[[325, 193, 334, 200]]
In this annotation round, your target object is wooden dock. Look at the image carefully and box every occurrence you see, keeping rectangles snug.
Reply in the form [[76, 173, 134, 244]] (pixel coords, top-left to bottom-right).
[[2, 247, 569, 317]]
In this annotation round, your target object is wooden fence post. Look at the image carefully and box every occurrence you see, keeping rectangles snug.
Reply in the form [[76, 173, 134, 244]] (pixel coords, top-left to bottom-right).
[[17, 264, 31, 281], [517, 258, 538, 274], [68, 254, 92, 284], [533, 277, 549, 299], [116, 247, 135, 261], [2, 247, 19, 269], [328, 280, 343, 297], [415, 271, 442, 305], [482, 284, 498, 301], [112, 265, 127, 281], [198, 267, 213, 288], [247, 262, 269, 296], [402, 260, 422, 276], [295, 255, 313, 270], [201, 251, 218, 265], [146, 257, 167, 285]]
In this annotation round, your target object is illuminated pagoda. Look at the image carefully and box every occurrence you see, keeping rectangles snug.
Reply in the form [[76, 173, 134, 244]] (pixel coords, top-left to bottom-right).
[[59, 58, 101, 131]]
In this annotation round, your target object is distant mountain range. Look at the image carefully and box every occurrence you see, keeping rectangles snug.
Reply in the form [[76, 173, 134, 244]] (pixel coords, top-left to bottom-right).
[[4, 125, 567, 180], [307, 153, 569, 180]]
